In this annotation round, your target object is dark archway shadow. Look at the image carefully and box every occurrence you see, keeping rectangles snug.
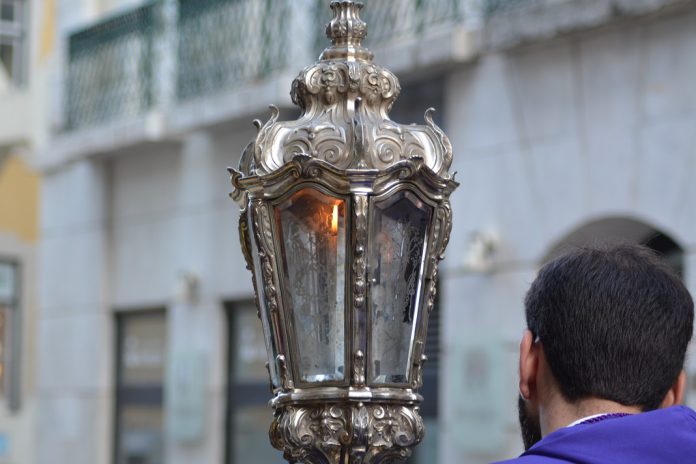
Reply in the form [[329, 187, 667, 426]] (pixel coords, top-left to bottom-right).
[[542, 216, 684, 276]]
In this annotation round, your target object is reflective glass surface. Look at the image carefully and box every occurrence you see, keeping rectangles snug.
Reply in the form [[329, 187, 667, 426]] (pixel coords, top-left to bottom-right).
[[116, 311, 166, 464], [122, 314, 167, 385], [118, 405, 164, 464], [368, 191, 431, 384], [0, 43, 13, 79], [275, 189, 347, 383], [0, 2, 14, 22], [0, 305, 7, 396], [0, 262, 18, 409]]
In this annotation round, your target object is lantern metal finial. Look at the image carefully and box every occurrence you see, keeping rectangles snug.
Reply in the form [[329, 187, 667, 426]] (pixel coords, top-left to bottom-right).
[[321, 1, 372, 62], [229, 2, 458, 463]]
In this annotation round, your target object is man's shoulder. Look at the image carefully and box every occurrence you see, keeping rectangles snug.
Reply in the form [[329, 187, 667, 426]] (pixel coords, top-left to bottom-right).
[[493, 406, 696, 464], [493, 457, 567, 464]]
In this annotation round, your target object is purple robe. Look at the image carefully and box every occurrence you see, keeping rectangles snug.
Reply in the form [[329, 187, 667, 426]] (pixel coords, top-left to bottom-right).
[[495, 405, 696, 463]]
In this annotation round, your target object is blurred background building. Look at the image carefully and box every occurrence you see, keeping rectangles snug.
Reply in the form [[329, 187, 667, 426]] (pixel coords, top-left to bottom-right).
[[1, 0, 44, 463], [1, 0, 696, 463]]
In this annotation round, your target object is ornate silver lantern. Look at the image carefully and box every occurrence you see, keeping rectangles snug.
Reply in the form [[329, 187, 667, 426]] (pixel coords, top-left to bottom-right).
[[229, 2, 458, 462]]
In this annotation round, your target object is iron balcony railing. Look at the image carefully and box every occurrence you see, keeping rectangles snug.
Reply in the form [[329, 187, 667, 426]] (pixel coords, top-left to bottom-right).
[[313, 0, 466, 55], [65, 0, 293, 131], [359, 0, 464, 45], [483, 0, 546, 17], [66, 3, 158, 131], [177, 0, 290, 100], [65, 0, 471, 132]]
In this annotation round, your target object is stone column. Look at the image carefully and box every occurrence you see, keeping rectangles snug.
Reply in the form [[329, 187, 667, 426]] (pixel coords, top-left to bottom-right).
[[36, 158, 112, 464]]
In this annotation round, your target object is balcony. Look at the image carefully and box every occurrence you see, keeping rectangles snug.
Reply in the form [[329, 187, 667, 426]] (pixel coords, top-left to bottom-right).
[[63, 0, 475, 134], [57, 0, 682, 161], [311, 0, 478, 78], [64, 0, 300, 133], [177, 0, 290, 101], [483, 0, 542, 16], [313, 0, 467, 53], [65, 3, 157, 131]]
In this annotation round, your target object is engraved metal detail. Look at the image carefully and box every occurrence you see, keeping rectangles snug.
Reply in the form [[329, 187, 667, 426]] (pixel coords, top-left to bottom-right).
[[251, 200, 280, 316], [353, 195, 368, 310], [270, 403, 424, 464], [353, 350, 366, 387], [321, 1, 373, 63], [411, 341, 427, 390], [271, 404, 351, 464], [235, 194, 259, 309], [277, 354, 295, 391], [326, 1, 368, 43], [232, 154, 456, 202], [425, 202, 453, 315]]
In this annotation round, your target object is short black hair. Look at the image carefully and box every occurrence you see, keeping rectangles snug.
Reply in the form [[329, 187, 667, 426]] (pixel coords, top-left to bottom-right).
[[525, 244, 694, 411]]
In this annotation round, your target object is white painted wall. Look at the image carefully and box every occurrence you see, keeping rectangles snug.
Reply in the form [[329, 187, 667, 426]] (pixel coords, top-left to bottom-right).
[[107, 124, 256, 464], [36, 159, 112, 464], [441, 7, 696, 462], [0, 233, 38, 464]]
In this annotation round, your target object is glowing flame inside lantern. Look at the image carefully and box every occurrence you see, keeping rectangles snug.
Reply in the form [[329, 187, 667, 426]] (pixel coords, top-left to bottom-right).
[[331, 204, 339, 235]]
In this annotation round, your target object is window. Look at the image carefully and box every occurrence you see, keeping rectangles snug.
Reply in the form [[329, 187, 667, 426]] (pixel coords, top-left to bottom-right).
[[225, 300, 283, 464], [115, 310, 167, 464], [0, 261, 20, 412], [408, 284, 440, 464], [0, 0, 25, 87]]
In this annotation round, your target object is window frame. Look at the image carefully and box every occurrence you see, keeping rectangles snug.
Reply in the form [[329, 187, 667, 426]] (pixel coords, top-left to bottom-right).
[[113, 308, 167, 464], [0, 0, 26, 87], [0, 259, 21, 413], [224, 299, 280, 464]]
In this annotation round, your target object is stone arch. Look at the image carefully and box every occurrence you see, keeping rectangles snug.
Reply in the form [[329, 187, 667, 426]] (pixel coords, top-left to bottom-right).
[[543, 216, 684, 275]]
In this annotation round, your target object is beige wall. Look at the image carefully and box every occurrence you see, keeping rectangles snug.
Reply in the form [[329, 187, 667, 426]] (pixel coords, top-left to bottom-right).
[[0, 154, 40, 464], [0, 155, 41, 244]]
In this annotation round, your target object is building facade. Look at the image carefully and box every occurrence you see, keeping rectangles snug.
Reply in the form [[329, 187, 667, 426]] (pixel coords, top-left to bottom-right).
[[33, 1, 696, 464], [0, 0, 47, 463]]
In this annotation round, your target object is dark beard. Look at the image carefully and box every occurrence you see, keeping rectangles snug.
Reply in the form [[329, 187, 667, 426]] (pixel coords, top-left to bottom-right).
[[518, 395, 542, 451]]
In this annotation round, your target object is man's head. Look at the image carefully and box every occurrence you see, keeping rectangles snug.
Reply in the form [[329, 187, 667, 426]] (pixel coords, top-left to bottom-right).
[[518, 245, 694, 449]]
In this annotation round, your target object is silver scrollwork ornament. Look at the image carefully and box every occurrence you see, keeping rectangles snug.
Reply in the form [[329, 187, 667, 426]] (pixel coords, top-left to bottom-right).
[[270, 403, 425, 464]]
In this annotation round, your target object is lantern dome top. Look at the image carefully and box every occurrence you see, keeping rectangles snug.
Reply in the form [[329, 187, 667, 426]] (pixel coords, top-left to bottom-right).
[[236, 0, 454, 182]]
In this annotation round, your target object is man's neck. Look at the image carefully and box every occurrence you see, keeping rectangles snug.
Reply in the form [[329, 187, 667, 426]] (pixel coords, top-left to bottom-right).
[[541, 397, 642, 437]]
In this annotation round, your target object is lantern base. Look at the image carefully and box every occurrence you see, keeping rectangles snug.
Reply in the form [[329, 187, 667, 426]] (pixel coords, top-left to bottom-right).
[[270, 402, 425, 464]]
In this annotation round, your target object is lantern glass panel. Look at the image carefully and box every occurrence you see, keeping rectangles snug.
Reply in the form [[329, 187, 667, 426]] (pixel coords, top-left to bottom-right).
[[275, 188, 347, 383], [368, 190, 431, 384], [248, 207, 280, 387]]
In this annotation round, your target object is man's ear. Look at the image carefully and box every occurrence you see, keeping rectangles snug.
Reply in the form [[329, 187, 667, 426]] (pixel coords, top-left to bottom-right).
[[660, 370, 687, 408], [519, 329, 539, 401]]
